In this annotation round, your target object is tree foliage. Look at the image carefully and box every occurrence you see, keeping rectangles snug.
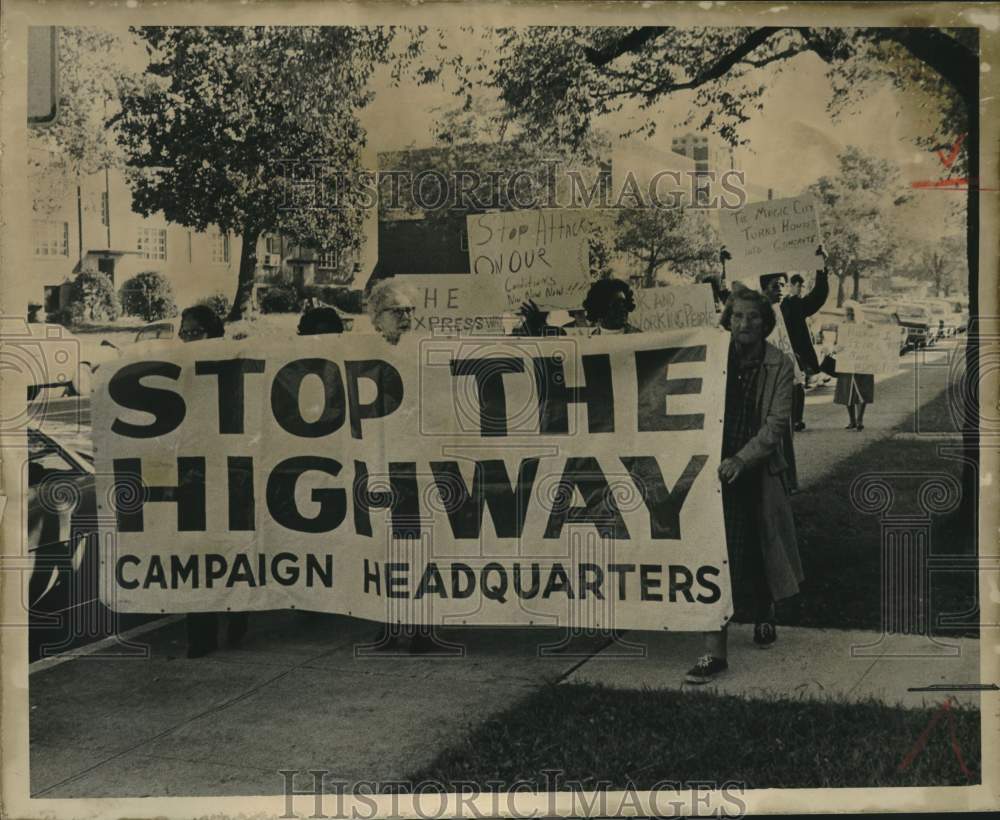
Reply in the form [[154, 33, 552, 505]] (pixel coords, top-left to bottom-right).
[[29, 27, 129, 215], [467, 27, 974, 171], [906, 235, 967, 297], [120, 271, 178, 321], [65, 271, 120, 324], [809, 146, 910, 305], [612, 208, 718, 288], [113, 26, 415, 320]]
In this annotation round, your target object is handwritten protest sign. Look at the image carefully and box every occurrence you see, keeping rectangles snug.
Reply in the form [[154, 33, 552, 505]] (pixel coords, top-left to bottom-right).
[[720, 194, 823, 279], [400, 275, 505, 336], [466, 209, 591, 311], [632, 284, 718, 333], [92, 329, 731, 631], [835, 323, 902, 375]]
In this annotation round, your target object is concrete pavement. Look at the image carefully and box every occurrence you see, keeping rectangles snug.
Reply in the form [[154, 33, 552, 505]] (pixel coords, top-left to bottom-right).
[[564, 624, 980, 708], [30, 613, 608, 797]]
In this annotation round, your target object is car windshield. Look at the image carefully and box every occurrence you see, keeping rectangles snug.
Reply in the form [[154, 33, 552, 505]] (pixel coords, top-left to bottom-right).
[[136, 322, 174, 342]]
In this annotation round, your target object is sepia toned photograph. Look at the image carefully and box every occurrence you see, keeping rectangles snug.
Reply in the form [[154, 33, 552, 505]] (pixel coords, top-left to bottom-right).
[[1, 2, 997, 817]]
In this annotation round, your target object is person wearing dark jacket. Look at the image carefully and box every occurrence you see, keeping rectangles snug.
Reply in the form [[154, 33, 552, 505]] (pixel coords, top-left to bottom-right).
[[777, 246, 830, 431]]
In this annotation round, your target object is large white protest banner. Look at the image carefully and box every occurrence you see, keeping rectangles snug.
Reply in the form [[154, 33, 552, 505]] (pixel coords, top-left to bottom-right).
[[466, 208, 592, 311], [835, 323, 902, 375], [632, 284, 718, 333], [399, 274, 506, 336], [92, 329, 731, 631], [720, 194, 823, 279]]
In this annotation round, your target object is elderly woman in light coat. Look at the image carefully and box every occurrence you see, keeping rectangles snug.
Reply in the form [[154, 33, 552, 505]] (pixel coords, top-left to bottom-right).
[[686, 284, 804, 684]]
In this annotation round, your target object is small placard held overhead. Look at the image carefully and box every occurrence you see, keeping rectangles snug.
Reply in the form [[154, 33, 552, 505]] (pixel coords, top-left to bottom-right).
[[720, 194, 823, 279]]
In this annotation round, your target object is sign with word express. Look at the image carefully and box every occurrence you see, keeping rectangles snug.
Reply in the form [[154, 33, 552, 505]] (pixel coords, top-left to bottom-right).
[[720, 195, 823, 278], [92, 330, 732, 631], [401, 275, 506, 336]]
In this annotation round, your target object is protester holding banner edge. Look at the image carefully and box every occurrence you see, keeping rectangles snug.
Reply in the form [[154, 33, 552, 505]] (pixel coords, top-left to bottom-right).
[[686, 284, 803, 685], [178, 305, 250, 659]]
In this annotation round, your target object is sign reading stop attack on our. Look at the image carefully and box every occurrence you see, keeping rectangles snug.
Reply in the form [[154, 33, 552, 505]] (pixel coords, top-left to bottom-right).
[[466, 208, 592, 312], [632, 284, 718, 333], [720, 194, 823, 279], [92, 329, 732, 632]]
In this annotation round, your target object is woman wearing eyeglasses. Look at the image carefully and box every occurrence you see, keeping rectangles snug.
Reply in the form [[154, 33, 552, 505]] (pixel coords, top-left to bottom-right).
[[367, 278, 415, 345]]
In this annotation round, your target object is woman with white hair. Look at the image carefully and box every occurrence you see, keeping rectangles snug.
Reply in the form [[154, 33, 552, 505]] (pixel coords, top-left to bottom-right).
[[367, 278, 415, 345], [821, 300, 875, 431]]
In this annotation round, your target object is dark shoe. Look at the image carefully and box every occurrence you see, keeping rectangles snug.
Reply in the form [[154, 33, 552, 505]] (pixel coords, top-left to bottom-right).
[[684, 654, 728, 684], [856, 424, 865, 432], [794, 421, 806, 432], [226, 614, 248, 647], [845, 422, 856, 430], [753, 621, 777, 649]]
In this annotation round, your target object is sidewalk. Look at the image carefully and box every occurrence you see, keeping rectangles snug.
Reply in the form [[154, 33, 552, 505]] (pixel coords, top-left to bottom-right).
[[30, 614, 608, 797], [28, 340, 978, 797]]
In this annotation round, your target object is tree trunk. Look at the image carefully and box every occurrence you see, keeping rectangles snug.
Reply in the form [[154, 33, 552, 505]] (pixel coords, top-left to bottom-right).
[[835, 271, 846, 307], [228, 227, 261, 322], [851, 268, 861, 301], [643, 255, 658, 289]]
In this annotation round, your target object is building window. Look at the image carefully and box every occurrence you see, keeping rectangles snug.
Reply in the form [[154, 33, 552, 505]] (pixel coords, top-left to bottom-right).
[[100, 192, 110, 227], [265, 235, 281, 255], [137, 227, 167, 260], [33, 220, 69, 257], [211, 231, 230, 264], [317, 249, 338, 269]]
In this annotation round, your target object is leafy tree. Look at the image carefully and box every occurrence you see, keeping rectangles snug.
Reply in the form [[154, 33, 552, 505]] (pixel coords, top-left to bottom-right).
[[908, 235, 967, 297], [809, 147, 910, 305], [612, 207, 718, 288], [197, 291, 232, 319], [29, 27, 128, 218], [65, 271, 120, 323], [120, 271, 178, 321], [441, 26, 978, 313], [113, 26, 411, 320]]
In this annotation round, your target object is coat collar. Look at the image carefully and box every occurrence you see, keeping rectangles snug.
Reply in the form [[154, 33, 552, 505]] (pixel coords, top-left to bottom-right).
[[762, 341, 785, 367]]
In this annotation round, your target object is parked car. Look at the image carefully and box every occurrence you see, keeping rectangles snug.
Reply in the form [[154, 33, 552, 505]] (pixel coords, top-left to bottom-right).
[[891, 302, 934, 347], [27, 425, 98, 661], [918, 299, 958, 338], [859, 306, 909, 354]]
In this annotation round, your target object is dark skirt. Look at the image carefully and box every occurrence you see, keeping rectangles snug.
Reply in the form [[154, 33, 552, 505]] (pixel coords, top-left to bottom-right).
[[834, 373, 874, 405], [722, 468, 764, 592]]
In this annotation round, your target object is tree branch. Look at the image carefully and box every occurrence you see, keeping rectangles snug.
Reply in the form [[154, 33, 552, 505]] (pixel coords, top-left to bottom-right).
[[583, 28, 668, 67], [584, 27, 788, 95]]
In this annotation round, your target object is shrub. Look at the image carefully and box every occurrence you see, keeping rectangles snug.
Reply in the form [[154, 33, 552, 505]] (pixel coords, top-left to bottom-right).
[[67, 271, 120, 323], [259, 285, 300, 314], [120, 271, 178, 322], [197, 291, 232, 319]]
